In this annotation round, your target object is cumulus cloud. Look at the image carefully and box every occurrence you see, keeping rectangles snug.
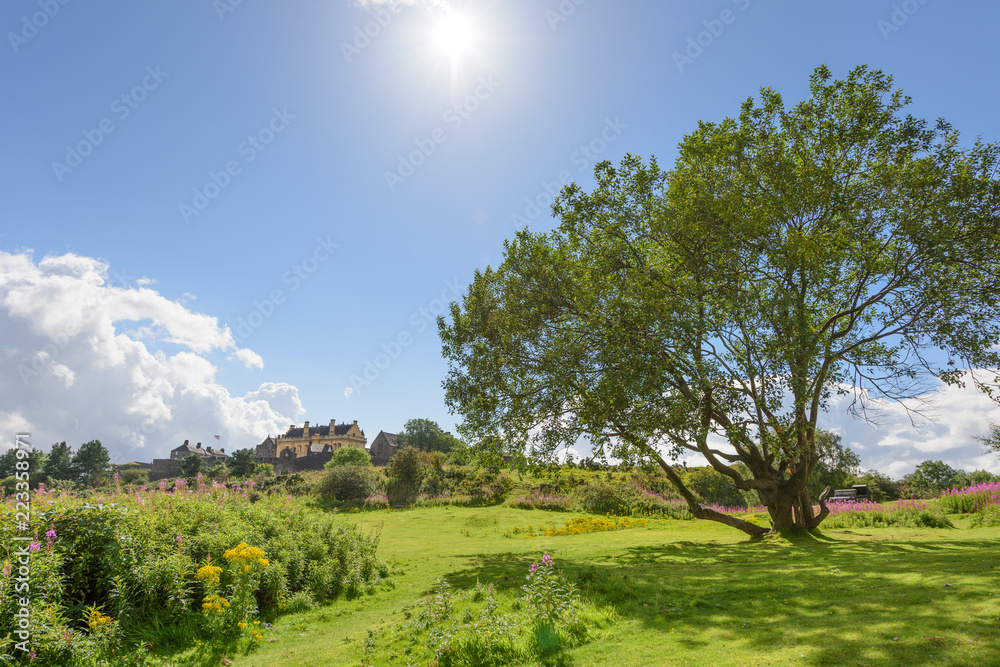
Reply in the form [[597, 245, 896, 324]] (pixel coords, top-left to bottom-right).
[[674, 379, 1000, 477], [821, 379, 1000, 477], [0, 250, 303, 462]]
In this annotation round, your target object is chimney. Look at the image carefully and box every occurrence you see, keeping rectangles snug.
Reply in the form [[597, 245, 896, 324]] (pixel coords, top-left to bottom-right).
[[196, 442, 201, 448], [353, 420, 358, 426], [220, 448, 225, 453], [183, 439, 189, 446], [303, 421, 310, 437], [330, 419, 335, 432]]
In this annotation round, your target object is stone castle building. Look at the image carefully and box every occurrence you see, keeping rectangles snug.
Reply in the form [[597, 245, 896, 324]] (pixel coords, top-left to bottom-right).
[[369, 431, 400, 466], [147, 440, 229, 480], [256, 419, 367, 473], [170, 440, 228, 462]]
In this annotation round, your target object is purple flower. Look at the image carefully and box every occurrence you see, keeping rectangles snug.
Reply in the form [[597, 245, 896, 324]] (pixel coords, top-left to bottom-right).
[[46, 529, 57, 539], [29, 542, 40, 553], [530, 563, 538, 573], [542, 553, 552, 565]]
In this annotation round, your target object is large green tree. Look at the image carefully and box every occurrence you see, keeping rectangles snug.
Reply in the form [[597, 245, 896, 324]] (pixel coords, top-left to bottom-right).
[[0, 447, 47, 480], [805, 431, 861, 501], [901, 460, 961, 498], [325, 446, 372, 469], [70, 440, 111, 486], [396, 418, 461, 453], [228, 448, 258, 478], [178, 454, 206, 478], [42, 442, 74, 481], [440, 66, 1000, 537]]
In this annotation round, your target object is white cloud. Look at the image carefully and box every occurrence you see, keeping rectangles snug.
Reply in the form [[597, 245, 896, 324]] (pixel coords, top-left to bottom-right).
[[666, 379, 1000, 478], [344, 387, 355, 399], [0, 250, 303, 462], [821, 379, 1000, 477], [556, 445, 580, 464]]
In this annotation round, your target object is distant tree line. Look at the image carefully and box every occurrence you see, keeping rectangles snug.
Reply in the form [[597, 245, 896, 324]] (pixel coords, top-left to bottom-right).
[[0, 439, 267, 493], [0, 439, 111, 491]]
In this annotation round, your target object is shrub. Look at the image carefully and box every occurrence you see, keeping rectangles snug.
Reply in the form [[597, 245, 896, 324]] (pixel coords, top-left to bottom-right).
[[0, 486, 390, 664], [387, 447, 424, 497], [681, 467, 747, 507], [252, 463, 274, 479], [117, 468, 149, 487], [509, 492, 573, 511], [853, 470, 901, 502], [317, 466, 376, 501], [938, 481, 1000, 514], [632, 489, 692, 519], [969, 504, 1000, 527], [575, 480, 636, 515], [324, 446, 372, 469], [822, 499, 953, 529]]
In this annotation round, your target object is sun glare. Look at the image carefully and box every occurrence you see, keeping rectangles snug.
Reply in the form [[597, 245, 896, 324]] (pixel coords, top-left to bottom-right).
[[431, 13, 476, 59]]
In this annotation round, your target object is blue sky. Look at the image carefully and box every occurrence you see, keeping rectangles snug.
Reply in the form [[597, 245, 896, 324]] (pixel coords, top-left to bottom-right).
[[2, 0, 999, 475]]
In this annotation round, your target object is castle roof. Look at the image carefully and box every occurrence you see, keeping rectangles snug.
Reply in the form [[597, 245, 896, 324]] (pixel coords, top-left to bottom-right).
[[283, 423, 363, 439]]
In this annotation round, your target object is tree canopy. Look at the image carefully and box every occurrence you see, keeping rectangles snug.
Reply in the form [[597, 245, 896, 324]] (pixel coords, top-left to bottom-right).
[[178, 454, 206, 478], [71, 440, 111, 485], [325, 446, 373, 468], [43, 442, 74, 481], [228, 448, 258, 478], [805, 431, 861, 501], [396, 418, 462, 453], [440, 65, 1000, 537]]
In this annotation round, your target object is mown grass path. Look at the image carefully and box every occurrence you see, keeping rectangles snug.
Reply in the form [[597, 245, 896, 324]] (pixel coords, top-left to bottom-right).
[[234, 506, 1000, 666]]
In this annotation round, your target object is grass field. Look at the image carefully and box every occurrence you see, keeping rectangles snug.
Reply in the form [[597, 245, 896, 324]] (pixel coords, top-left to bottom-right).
[[224, 506, 1000, 667]]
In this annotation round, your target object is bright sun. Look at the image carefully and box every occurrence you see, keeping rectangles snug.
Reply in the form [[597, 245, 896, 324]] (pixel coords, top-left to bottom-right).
[[431, 13, 476, 59]]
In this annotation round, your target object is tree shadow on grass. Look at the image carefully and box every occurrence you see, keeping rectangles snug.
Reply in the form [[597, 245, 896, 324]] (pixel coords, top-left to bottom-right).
[[443, 535, 1000, 666]]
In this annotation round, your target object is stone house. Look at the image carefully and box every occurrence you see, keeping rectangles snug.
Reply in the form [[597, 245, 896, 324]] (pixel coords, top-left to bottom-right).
[[149, 439, 229, 480], [369, 430, 400, 466]]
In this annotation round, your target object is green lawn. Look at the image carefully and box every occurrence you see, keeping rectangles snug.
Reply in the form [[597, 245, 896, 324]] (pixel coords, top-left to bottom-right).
[[231, 506, 1000, 666]]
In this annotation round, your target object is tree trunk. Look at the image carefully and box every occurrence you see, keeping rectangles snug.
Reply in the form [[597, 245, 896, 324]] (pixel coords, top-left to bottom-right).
[[760, 484, 831, 533], [652, 453, 768, 538]]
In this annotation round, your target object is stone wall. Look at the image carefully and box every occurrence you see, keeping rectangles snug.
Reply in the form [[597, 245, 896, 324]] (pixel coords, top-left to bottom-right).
[[270, 451, 334, 475]]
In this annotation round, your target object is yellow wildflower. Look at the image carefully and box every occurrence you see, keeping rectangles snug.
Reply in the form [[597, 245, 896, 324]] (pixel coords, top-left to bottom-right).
[[196, 565, 223, 585], [202, 594, 231, 614]]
